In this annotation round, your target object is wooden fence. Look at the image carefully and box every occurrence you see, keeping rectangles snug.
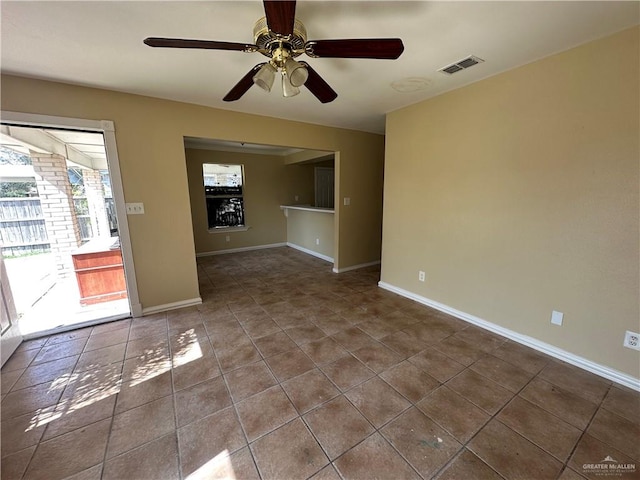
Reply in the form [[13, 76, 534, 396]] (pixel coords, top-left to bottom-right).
[[0, 198, 49, 256], [0, 195, 115, 257], [0, 197, 97, 257]]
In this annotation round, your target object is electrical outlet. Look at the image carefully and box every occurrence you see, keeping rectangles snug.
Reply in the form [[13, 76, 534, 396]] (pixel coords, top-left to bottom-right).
[[623, 331, 640, 351], [315, 238, 320, 245], [418, 271, 425, 282], [295, 195, 299, 201], [225, 235, 230, 242]]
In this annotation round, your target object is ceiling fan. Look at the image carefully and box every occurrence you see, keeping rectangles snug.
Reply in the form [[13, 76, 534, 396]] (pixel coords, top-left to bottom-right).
[[144, 0, 404, 103]]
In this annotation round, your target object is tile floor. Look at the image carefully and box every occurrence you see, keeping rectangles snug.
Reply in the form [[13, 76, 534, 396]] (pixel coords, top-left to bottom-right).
[[1, 247, 639, 480]]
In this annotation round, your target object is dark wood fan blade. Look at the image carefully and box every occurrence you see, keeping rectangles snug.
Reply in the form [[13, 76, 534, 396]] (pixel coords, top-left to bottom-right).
[[144, 37, 257, 52], [300, 63, 337, 103], [305, 38, 404, 59], [223, 64, 265, 102], [263, 0, 296, 36]]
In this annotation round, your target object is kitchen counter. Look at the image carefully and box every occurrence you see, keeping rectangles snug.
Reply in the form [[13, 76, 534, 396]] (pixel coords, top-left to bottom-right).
[[280, 205, 334, 214]]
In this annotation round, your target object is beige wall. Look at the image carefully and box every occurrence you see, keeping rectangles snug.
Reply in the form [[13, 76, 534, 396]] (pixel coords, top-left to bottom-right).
[[382, 27, 640, 377], [185, 148, 314, 254], [284, 149, 333, 165], [286, 209, 335, 260], [1, 75, 385, 310], [336, 143, 385, 268]]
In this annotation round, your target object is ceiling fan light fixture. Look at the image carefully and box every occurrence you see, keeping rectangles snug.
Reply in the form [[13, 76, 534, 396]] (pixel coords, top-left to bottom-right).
[[253, 63, 276, 92], [281, 72, 300, 97], [145, 0, 405, 103], [284, 57, 308, 87]]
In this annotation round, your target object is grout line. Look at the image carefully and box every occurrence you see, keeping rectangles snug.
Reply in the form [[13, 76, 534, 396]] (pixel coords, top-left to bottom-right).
[[6, 250, 635, 480], [163, 310, 187, 480], [208, 314, 258, 479], [97, 320, 132, 478], [428, 364, 539, 480], [436, 352, 606, 479], [561, 382, 615, 478], [211, 262, 479, 478], [15, 325, 94, 479]]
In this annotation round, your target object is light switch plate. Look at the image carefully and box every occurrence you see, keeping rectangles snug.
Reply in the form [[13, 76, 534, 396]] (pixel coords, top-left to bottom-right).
[[125, 202, 145, 215]]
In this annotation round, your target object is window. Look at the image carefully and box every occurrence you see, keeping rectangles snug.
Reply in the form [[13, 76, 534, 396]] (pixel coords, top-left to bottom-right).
[[203, 163, 245, 229]]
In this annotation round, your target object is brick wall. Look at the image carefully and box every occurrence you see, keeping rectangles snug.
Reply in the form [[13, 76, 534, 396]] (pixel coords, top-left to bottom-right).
[[31, 153, 82, 277]]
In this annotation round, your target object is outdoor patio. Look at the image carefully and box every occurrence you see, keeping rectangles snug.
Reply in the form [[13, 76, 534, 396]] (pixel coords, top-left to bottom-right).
[[4, 252, 129, 337]]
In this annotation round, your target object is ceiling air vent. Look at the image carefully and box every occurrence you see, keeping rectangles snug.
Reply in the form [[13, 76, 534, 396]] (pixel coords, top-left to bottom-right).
[[439, 55, 484, 75]]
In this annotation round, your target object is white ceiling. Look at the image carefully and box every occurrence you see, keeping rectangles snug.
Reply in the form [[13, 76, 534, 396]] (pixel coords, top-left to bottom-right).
[[1, 1, 638, 134]]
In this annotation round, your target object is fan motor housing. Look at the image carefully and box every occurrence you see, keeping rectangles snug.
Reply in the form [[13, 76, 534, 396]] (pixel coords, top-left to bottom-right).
[[253, 17, 307, 57]]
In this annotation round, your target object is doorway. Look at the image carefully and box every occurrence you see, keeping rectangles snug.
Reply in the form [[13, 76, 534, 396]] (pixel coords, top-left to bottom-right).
[[0, 112, 140, 363], [314, 166, 335, 209]]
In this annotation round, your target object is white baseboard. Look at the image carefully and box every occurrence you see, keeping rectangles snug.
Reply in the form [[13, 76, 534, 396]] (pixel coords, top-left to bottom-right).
[[378, 281, 640, 392], [286, 242, 334, 264], [333, 260, 381, 274], [142, 297, 202, 316], [196, 243, 286, 257]]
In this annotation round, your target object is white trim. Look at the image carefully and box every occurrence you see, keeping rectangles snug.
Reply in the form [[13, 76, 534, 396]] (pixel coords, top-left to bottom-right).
[[280, 205, 335, 214], [196, 243, 286, 257], [378, 281, 640, 392], [142, 297, 202, 316], [0, 110, 142, 319], [1, 333, 21, 366], [2, 111, 104, 131], [286, 242, 334, 264], [184, 138, 303, 157], [208, 226, 250, 234], [333, 260, 381, 274], [102, 121, 142, 318]]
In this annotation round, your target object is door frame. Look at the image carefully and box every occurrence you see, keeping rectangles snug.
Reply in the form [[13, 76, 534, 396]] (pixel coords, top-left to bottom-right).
[[1, 250, 21, 365], [1, 111, 142, 322]]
